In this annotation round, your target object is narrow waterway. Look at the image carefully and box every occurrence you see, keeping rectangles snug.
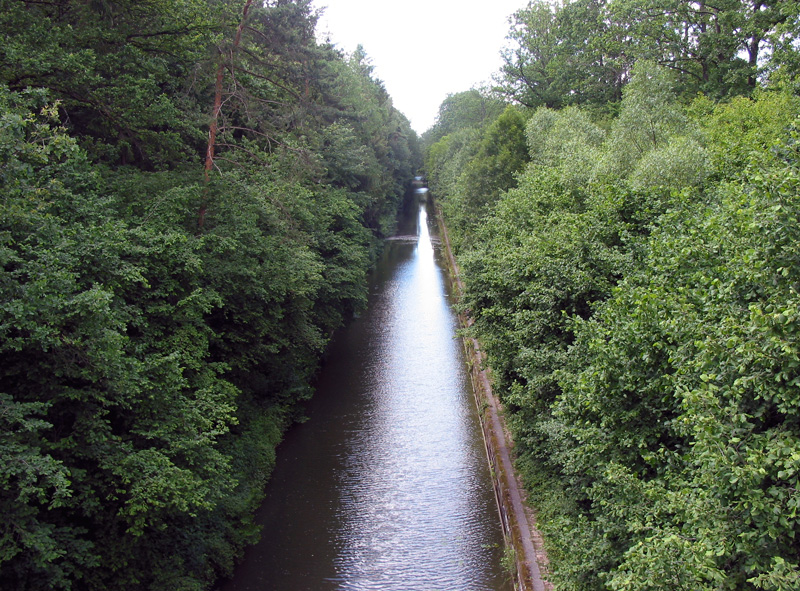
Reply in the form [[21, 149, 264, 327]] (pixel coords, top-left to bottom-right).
[[219, 194, 511, 591]]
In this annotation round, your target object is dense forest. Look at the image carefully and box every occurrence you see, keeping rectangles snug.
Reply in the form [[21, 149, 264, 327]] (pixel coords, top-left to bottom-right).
[[424, 0, 800, 589], [0, 0, 420, 589]]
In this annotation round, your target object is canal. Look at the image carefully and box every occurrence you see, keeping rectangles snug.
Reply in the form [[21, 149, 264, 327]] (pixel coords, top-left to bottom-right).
[[218, 193, 511, 591]]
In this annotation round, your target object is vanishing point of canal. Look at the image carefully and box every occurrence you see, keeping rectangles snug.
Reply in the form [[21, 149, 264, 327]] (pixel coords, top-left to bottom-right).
[[219, 191, 512, 591]]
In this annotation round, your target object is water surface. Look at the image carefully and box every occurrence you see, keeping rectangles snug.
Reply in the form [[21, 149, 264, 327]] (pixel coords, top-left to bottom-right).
[[219, 196, 510, 591]]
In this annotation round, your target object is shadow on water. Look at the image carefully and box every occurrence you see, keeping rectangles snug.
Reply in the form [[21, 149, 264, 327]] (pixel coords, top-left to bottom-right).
[[217, 191, 511, 591]]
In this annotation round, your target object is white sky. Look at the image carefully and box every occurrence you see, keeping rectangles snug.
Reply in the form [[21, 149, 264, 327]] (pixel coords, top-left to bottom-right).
[[312, 0, 529, 134]]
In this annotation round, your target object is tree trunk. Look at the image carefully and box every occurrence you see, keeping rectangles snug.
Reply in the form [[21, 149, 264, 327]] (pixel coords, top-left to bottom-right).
[[198, 0, 253, 231]]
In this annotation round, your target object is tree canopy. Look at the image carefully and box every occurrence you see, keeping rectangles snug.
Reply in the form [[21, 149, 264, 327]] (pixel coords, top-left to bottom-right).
[[0, 1, 420, 589], [497, 0, 800, 107], [425, 4, 800, 587]]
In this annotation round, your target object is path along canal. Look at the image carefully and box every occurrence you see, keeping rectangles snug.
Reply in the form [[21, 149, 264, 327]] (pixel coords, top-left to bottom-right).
[[218, 193, 512, 591]]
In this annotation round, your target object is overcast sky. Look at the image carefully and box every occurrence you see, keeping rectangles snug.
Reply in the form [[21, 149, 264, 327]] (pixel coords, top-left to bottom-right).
[[312, 0, 529, 134]]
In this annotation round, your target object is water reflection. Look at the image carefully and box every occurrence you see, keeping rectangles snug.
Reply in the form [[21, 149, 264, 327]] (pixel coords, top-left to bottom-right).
[[218, 200, 509, 591]]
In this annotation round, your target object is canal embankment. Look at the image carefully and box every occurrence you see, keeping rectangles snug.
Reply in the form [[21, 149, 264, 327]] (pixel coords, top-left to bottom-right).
[[432, 196, 552, 591]]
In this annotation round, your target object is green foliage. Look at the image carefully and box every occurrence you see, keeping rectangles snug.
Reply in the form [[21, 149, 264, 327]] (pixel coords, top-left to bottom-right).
[[596, 61, 693, 180], [766, 2, 800, 88], [459, 106, 529, 208], [629, 135, 710, 191], [551, 130, 800, 588], [438, 105, 531, 249], [610, 0, 793, 97], [429, 45, 800, 588], [423, 98, 531, 255], [526, 105, 605, 189], [691, 90, 800, 178], [522, 63, 711, 194], [422, 89, 505, 148], [499, 0, 629, 109], [0, 0, 420, 587], [500, 0, 564, 109], [425, 127, 482, 207], [498, 0, 800, 110], [0, 0, 218, 166], [0, 87, 253, 588]]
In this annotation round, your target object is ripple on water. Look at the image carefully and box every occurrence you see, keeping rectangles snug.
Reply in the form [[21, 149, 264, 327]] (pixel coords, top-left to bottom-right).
[[217, 203, 510, 591]]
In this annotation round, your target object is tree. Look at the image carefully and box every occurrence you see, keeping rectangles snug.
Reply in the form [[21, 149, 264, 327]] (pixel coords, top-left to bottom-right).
[[0, 1, 421, 587], [526, 105, 606, 189], [432, 105, 531, 250], [595, 60, 709, 186], [458, 106, 530, 215], [498, 0, 800, 109], [610, 0, 794, 96], [429, 31, 800, 584], [0, 0, 219, 166], [422, 89, 505, 147], [0, 86, 238, 590], [498, 0, 629, 109], [499, 0, 565, 108]]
